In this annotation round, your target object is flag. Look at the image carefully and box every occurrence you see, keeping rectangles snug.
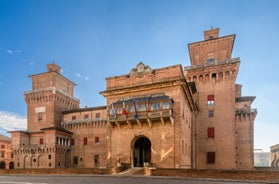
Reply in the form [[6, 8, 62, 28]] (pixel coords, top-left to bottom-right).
[[122, 97, 127, 115], [133, 100, 138, 118], [111, 103, 117, 119]]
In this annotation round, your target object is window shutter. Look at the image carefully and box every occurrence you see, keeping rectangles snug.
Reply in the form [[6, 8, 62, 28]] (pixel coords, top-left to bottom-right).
[[95, 136, 100, 143], [71, 138, 75, 145], [207, 127, 215, 138], [207, 95, 214, 101], [83, 137, 88, 145], [39, 138, 44, 144]]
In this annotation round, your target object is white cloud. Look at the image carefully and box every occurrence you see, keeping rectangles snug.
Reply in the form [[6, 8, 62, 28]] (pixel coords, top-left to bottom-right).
[[7, 50, 13, 54], [85, 76, 90, 80], [75, 73, 81, 77], [29, 62, 35, 66], [0, 111, 27, 136]]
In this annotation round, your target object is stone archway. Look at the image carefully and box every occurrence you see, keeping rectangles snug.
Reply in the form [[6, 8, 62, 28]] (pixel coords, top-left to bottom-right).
[[133, 136, 151, 167], [9, 162, 14, 169]]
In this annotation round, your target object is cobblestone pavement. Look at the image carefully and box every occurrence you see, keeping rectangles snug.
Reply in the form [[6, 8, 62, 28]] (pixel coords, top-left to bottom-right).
[[0, 175, 274, 184]]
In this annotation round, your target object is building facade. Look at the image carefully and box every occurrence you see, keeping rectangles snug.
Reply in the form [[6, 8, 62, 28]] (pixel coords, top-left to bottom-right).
[[10, 28, 257, 170], [0, 134, 14, 169]]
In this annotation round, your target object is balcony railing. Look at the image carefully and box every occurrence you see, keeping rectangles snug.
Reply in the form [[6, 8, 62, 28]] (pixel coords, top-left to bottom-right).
[[109, 109, 174, 128], [61, 118, 107, 125]]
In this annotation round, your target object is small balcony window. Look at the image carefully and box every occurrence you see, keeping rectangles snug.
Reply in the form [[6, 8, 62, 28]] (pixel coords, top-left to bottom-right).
[[162, 101, 170, 109], [150, 102, 160, 111]]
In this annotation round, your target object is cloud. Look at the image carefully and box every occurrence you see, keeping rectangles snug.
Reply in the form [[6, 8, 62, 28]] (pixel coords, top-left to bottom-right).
[[85, 76, 90, 80], [6, 49, 22, 55], [29, 62, 35, 66], [75, 73, 81, 77], [7, 50, 13, 54], [0, 111, 27, 136]]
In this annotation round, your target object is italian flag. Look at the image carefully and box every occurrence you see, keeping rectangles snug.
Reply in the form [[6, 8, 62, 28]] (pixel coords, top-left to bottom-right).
[[122, 97, 127, 115]]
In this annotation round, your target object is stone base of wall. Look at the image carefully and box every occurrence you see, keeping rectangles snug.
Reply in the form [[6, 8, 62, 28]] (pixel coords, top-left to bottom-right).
[[0, 167, 279, 182], [0, 168, 110, 175], [149, 168, 279, 182]]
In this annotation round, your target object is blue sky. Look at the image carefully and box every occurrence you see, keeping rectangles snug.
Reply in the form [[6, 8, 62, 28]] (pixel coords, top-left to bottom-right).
[[0, 0, 279, 152]]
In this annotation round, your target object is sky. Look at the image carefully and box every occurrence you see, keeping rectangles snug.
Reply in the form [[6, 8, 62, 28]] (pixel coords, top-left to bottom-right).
[[0, 0, 278, 152]]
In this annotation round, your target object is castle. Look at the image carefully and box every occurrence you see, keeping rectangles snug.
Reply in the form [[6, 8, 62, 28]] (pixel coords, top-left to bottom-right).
[[10, 28, 257, 170]]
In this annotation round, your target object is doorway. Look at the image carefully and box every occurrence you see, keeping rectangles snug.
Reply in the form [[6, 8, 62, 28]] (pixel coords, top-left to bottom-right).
[[133, 137, 151, 167]]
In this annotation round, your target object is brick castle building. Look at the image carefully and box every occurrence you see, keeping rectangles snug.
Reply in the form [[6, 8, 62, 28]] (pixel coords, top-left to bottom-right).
[[10, 28, 257, 170]]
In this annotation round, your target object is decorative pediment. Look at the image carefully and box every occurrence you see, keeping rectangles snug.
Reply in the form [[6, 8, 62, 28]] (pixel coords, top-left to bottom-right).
[[129, 62, 153, 78]]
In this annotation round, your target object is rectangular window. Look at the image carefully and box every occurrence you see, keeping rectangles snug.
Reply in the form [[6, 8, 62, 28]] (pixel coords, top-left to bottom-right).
[[207, 127, 215, 138], [39, 138, 44, 144], [73, 156, 78, 165], [71, 138, 75, 145], [72, 115, 76, 120], [1, 145, 4, 149], [162, 101, 170, 109], [11, 153, 13, 158], [1, 152, 4, 158], [127, 105, 134, 113], [207, 58, 215, 63], [38, 112, 43, 121], [84, 114, 89, 120], [48, 155, 51, 159], [208, 110, 214, 117], [207, 152, 215, 164], [94, 155, 100, 167], [83, 137, 88, 145], [95, 113, 101, 120], [207, 95, 215, 105], [138, 103, 146, 112], [150, 102, 160, 111], [95, 136, 100, 144]]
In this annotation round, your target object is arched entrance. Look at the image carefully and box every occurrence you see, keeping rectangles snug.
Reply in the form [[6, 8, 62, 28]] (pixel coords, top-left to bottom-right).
[[9, 162, 14, 169], [0, 161, 5, 169], [133, 137, 151, 167]]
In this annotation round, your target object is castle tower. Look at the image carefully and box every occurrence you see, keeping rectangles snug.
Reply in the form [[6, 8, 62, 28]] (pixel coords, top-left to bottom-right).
[[25, 63, 79, 132], [11, 63, 80, 169], [185, 28, 256, 169]]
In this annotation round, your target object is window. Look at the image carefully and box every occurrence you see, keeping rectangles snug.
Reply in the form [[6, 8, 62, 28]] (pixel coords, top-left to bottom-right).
[[1, 152, 4, 158], [207, 58, 215, 63], [11, 153, 13, 158], [207, 152, 215, 164], [38, 112, 43, 121], [127, 105, 134, 113], [48, 155, 51, 159], [71, 138, 75, 145], [94, 155, 100, 167], [207, 95, 215, 105], [1, 145, 4, 149], [209, 35, 214, 40], [95, 113, 100, 120], [83, 137, 88, 145], [39, 138, 44, 144], [116, 107, 123, 114], [207, 127, 215, 138], [162, 101, 170, 109], [73, 156, 78, 165], [208, 110, 214, 117], [72, 115, 76, 120], [150, 102, 160, 111], [95, 137, 100, 144], [138, 103, 146, 112], [84, 114, 89, 120]]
